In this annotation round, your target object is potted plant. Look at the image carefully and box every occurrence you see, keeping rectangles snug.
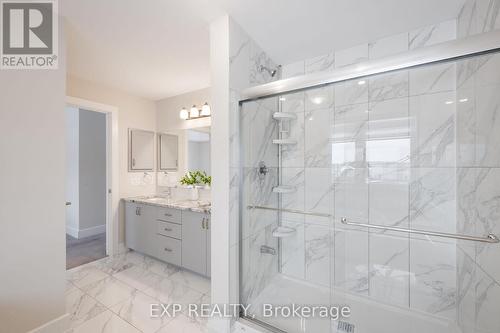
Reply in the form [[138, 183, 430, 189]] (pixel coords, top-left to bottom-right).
[[179, 170, 211, 199]]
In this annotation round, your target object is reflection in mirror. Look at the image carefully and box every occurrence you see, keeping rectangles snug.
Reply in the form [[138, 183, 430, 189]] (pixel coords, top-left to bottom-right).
[[158, 133, 179, 171], [187, 127, 210, 174], [129, 129, 155, 171]]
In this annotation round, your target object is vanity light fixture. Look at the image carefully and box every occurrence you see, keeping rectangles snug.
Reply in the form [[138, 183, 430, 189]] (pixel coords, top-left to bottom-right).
[[179, 107, 189, 120], [190, 105, 200, 118], [201, 102, 211, 116], [179, 102, 211, 120]]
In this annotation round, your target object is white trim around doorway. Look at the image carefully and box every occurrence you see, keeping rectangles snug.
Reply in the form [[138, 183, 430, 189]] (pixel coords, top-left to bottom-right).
[[66, 96, 120, 256]]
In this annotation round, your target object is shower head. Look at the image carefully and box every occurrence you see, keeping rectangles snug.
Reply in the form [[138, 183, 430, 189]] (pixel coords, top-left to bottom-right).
[[259, 65, 281, 78]]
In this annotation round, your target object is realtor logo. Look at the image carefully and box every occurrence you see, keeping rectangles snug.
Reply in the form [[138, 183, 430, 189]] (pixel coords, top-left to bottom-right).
[[1, 0, 58, 69]]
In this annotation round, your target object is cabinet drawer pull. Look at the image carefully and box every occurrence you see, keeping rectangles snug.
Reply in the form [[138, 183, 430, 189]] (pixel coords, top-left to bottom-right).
[[164, 228, 172, 232], [164, 248, 172, 252], [164, 213, 172, 217]]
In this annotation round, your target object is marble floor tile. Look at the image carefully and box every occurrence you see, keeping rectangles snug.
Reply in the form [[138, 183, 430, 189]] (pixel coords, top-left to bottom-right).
[[142, 258, 181, 278], [67, 264, 110, 288], [169, 270, 211, 294], [91, 253, 137, 275], [66, 288, 107, 329], [65, 249, 214, 333], [82, 276, 138, 308], [157, 313, 210, 333], [67, 310, 141, 333], [66, 281, 79, 296], [113, 265, 164, 291], [142, 277, 206, 312], [110, 290, 171, 333]]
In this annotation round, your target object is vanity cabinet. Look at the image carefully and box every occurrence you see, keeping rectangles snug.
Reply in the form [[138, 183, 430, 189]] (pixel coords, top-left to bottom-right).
[[124, 201, 211, 277], [181, 211, 211, 276]]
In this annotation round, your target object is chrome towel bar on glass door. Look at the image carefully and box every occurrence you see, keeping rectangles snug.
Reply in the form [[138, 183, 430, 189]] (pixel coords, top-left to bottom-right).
[[340, 217, 500, 244], [247, 205, 332, 218]]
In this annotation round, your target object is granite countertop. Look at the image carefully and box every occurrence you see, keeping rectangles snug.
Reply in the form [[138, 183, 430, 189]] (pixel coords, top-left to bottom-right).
[[123, 196, 211, 214]]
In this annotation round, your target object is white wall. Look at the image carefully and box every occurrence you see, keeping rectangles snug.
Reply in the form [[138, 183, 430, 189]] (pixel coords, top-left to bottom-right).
[[78, 109, 106, 236], [209, 15, 232, 333], [0, 26, 67, 333], [156, 88, 211, 186], [65, 106, 79, 237], [67, 76, 157, 243]]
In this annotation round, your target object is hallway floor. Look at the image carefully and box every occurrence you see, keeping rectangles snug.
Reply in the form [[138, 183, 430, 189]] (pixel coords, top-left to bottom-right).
[[65, 250, 211, 333], [66, 233, 107, 269]]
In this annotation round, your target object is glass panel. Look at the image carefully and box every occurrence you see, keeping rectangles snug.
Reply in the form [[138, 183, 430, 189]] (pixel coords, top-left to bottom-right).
[[239, 51, 500, 333]]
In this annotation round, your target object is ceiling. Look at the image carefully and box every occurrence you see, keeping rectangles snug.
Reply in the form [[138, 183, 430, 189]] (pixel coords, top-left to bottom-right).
[[62, 0, 465, 101], [62, 0, 223, 100], [216, 0, 465, 64]]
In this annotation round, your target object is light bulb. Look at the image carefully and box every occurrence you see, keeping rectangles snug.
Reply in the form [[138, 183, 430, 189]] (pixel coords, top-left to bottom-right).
[[201, 102, 211, 116], [179, 107, 189, 120], [190, 105, 199, 118]]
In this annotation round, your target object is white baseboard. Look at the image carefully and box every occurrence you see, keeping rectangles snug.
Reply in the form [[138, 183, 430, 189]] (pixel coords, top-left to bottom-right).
[[78, 224, 106, 238], [65, 226, 79, 238], [27, 313, 69, 333]]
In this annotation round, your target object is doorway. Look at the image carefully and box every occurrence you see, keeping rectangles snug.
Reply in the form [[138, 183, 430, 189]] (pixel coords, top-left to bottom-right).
[[65, 106, 107, 268], [65, 97, 119, 269]]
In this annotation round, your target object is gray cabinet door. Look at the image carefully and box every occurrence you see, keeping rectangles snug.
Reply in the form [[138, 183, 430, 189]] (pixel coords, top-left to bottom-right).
[[181, 211, 207, 275], [140, 205, 156, 257], [125, 203, 155, 256], [125, 203, 144, 252]]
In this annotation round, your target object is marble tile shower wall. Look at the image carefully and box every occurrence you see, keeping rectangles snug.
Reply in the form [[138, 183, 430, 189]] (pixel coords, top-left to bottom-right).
[[456, 1, 500, 333], [227, 19, 280, 309], [233, 1, 500, 330], [269, 8, 499, 332], [277, 18, 461, 316]]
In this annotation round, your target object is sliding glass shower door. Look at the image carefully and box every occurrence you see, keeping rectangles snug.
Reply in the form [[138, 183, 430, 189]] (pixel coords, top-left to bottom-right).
[[239, 51, 500, 333]]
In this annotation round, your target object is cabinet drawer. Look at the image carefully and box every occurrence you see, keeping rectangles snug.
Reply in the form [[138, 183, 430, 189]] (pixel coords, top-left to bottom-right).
[[156, 235, 181, 266], [157, 221, 181, 239], [156, 207, 181, 223]]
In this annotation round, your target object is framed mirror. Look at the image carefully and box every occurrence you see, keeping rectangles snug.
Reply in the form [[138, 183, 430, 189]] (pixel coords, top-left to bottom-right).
[[128, 129, 155, 171], [158, 133, 179, 171]]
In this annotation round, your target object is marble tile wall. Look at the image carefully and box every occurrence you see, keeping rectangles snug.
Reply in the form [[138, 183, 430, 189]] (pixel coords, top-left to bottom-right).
[[458, 0, 500, 39]]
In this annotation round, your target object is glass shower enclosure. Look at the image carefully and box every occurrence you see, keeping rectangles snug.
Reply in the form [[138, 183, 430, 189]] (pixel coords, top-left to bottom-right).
[[238, 40, 500, 333]]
